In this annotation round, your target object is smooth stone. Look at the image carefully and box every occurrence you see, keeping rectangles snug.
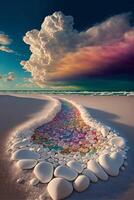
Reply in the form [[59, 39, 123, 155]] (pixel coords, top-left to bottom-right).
[[54, 165, 78, 181], [87, 160, 108, 181], [121, 166, 125, 171], [12, 149, 40, 160], [99, 152, 124, 176], [13, 139, 31, 148], [16, 177, 25, 184], [17, 159, 37, 169], [47, 178, 73, 200], [73, 175, 90, 192], [34, 161, 53, 183], [30, 178, 39, 186], [124, 161, 128, 167], [82, 169, 98, 182], [101, 127, 109, 137], [67, 160, 83, 173], [110, 137, 126, 149], [22, 130, 34, 137]]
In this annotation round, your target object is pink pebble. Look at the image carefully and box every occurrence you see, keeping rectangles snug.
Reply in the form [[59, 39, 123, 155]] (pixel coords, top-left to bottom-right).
[[78, 134, 85, 139]]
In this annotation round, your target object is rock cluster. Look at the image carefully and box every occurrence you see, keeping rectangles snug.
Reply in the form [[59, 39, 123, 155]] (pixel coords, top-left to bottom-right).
[[8, 98, 128, 200]]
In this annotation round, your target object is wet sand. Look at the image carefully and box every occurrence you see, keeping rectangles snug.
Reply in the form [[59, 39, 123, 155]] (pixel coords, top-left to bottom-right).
[[0, 94, 134, 200]]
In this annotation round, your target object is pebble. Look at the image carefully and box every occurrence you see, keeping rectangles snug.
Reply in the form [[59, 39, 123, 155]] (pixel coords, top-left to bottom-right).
[[101, 127, 109, 137], [82, 169, 98, 182], [10, 98, 128, 199], [109, 137, 126, 149], [87, 160, 108, 181], [34, 161, 53, 183], [12, 139, 31, 148], [47, 178, 73, 200], [99, 152, 124, 176], [73, 175, 90, 192], [30, 178, 39, 186], [12, 149, 40, 160], [54, 165, 78, 181], [16, 177, 25, 184], [58, 161, 66, 165], [124, 161, 128, 167], [67, 160, 84, 173], [121, 166, 125, 171], [17, 159, 37, 170]]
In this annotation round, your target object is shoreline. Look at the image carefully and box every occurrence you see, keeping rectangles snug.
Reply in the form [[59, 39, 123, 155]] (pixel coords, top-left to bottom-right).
[[0, 94, 134, 200]]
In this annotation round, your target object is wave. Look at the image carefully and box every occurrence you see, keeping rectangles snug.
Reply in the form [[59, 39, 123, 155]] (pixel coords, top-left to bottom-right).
[[1, 90, 134, 96]]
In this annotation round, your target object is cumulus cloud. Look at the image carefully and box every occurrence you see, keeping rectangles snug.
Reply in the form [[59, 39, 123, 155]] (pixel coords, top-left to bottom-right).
[[21, 11, 134, 86], [6, 72, 15, 81], [0, 32, 14, 53]]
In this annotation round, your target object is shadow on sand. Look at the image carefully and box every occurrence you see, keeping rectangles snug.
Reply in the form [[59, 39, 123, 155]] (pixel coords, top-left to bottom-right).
[[68, 107, 134, 200]]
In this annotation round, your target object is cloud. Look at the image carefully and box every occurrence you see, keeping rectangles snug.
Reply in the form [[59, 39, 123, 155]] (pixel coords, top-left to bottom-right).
[[6, 72, 15, 81], [0, 46, 14, 53], [0, 33, 12, 45], [0, 32, 15, 53], [21, 11, 134, 86]]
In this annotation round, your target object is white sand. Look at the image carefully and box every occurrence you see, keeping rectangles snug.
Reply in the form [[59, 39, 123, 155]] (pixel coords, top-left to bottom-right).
[[0, 94, 133, 200]]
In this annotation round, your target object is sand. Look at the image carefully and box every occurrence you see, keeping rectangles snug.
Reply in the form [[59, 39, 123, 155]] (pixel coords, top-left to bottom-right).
[[0, 94, 134, 200], [0, 94, 50, 200]]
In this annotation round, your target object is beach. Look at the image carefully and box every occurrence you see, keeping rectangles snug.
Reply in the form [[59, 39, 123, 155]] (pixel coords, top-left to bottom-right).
[[0, 94, 134, 200]]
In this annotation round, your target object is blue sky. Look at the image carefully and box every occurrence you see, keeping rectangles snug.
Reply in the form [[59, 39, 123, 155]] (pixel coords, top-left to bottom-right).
[[0, 0, 134, 90]]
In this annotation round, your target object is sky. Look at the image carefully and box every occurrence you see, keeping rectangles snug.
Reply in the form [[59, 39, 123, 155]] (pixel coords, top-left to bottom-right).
[[0, 0, 134, 91]]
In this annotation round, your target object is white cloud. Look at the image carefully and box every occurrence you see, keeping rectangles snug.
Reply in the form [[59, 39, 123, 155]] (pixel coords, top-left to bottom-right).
[[0, 32, 15, 53], [21, 11, 133, 86], [6, 72, 15, 81], [0, 33, 12, 45], [0, 46, 14, 53], [79, 13, 130, 46]]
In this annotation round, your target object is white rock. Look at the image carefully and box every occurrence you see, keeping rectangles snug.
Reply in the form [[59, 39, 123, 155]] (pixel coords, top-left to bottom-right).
[[47, 178, 73, 200], [13, 139, 31, 148], [67, 160, 83, 173], [34, 161, 53, 183], [16, 177, 25, 184], [82, 169, 98, 182], [58, 161, 66, 165], [99, 152, 124, 176], [124, 155, 127, 160], [17, 159, 37, 169], [87, 160, 108, 181], [101, 127, 109, 137], [30, 178, 39, 186], [124, 161, 128, 167], [12, 149, 40, 160], [109, 137, 126, 149], [54, 165, 78, 181], [22, 130, 34, 137], [121, 166, 125, 171], [73, 175, 90, 192]]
